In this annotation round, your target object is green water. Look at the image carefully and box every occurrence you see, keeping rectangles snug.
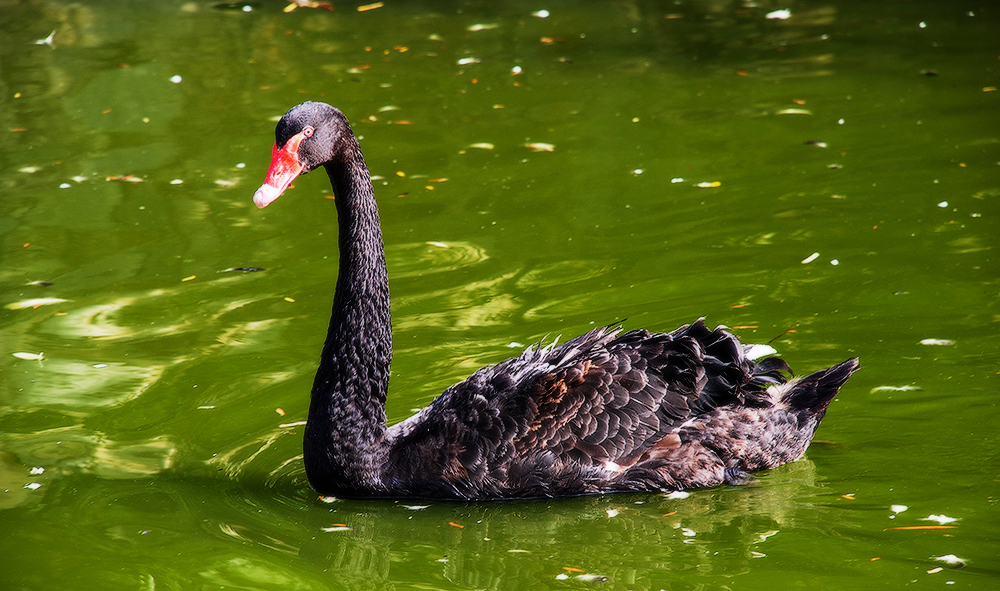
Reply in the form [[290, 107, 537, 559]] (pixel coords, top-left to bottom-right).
[[1, 0, 998, 589]]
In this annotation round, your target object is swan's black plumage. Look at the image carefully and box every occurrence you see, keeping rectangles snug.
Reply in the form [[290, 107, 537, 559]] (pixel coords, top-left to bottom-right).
[[253, 101, 859, 500]]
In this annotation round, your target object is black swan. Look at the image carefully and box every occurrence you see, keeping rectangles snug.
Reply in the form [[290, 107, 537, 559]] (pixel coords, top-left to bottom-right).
[[252, 101, 859, 500]]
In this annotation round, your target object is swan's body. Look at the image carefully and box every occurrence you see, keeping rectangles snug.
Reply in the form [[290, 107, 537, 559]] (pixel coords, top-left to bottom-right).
[[253, 101, 859, 500]]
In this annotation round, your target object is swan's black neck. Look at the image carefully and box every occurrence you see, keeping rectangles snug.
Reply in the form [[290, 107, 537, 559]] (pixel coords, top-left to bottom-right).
[[303, 133, 391, 496]]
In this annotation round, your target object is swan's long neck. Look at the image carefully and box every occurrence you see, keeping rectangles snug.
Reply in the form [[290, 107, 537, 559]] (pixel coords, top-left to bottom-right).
[[303, 136, 391, 496]]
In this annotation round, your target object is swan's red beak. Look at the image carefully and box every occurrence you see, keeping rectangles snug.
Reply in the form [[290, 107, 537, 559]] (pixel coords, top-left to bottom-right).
[[253, 131, 308, 208]]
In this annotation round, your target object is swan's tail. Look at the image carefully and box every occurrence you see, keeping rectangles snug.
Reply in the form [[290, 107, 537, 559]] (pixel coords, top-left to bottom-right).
[[782, 358, 860, 414]]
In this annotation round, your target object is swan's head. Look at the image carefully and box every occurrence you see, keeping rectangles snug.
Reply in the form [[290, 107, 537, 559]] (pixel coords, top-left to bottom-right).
[[253, 101, 351, 208]]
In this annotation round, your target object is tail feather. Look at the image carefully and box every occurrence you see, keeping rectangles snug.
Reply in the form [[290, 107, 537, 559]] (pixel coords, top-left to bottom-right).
[[782, 358, 860, 413]]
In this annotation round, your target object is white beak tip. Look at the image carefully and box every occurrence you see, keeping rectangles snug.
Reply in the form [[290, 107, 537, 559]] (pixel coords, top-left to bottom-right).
[[253, 184, 282, 209]]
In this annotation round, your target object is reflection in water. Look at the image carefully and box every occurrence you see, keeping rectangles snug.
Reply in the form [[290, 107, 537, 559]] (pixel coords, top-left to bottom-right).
[[289, 460, 831, 590]]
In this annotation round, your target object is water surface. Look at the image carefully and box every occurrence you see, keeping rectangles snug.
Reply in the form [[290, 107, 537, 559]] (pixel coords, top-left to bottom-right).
[[1, 1, 998, 589]]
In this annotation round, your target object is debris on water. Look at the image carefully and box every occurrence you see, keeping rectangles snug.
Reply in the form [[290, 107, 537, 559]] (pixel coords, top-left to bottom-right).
[[170, 75, 182, 84], [765, 9, 791, 20], [805, 140, 828, 148], [105, 174, 144, 183], [919, 338, 954, 346], [356, 2, 383, 11], [321, 525, 353, 532], [665, 491, 689, 499], [801, 252, 820, 264], [25, 482, 42, 490], [27, 280, 54, 287], [776, 108, 812, 115], [890, 505, 908, 514], [6, 297, 68, 309], [458, 57, 481, 65], [467, 23, 498, 31], [671, 178, 684, 183], [870, 385, 922, 393], [525, 142, 554, 152], [171, 179, 183, 185], [34, 31, 55, 46], [532, 10, 550, 18], [696, 181, 721, 188], [466, 142, 494, 150], [13, 352, 45, 361], [448, 521, 465, 528], [922, 514, 958, 524], [402, 504, 429, 510], [222, 266, 266, 273], [932, 554, 966, 568]]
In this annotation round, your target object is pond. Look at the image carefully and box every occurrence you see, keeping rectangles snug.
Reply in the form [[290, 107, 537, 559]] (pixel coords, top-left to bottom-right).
[[1, 1, 998, 589]]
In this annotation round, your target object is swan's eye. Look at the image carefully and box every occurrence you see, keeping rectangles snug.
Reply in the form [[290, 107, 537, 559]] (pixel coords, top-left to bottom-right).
[[302, 126, 315, 138]]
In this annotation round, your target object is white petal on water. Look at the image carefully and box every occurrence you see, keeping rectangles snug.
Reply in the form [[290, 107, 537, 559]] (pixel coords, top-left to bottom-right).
[[665, 491, 690, 499], [870, 385, 922, 393], [919, 338, 954, 346], [932, 554, 966, 567], [6, 298, 69, 310], [13, 352, 45, 361], [922, 514, 958, 524], [466, 142, 494, 150], [30, 467, 45, 475], [890, 504, 908, 513], [766, 9, 791, 20], [801, 252, 820, 264]]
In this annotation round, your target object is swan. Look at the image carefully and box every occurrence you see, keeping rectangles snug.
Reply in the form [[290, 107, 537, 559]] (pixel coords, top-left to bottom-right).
[[252, 101, 859, 500]]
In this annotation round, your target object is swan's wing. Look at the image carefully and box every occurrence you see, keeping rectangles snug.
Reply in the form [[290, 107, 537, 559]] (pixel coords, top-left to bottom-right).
[[508, 320, 787, 468], [385, 320, 789, 498]]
